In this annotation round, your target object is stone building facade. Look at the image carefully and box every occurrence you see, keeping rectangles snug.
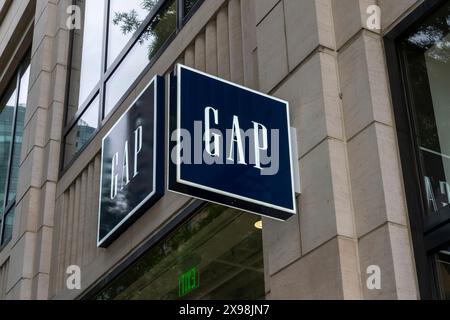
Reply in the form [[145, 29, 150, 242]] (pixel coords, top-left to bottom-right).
[[0, 0, 447, 300]]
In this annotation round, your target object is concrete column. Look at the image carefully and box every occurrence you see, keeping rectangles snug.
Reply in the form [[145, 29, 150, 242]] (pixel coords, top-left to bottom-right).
[[334, 0, 421, 299], [256, 0, 420, 300], [256, 0, 361, 299], [7, 0, 69, 300]]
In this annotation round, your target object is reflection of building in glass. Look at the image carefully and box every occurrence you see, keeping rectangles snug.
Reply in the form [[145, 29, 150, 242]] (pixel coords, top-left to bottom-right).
[[75, 119, 96, 151], [0, 103, 26, 210], [0, 105, 14, 211], [8, 103, 26, 202]]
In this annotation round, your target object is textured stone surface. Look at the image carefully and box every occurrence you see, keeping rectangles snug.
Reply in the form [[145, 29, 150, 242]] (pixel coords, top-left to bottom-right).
[[270, 237, 361, 299], [0, 0, 424, 301], [256, 2, 288, 92], [262, 214, 301, 276]]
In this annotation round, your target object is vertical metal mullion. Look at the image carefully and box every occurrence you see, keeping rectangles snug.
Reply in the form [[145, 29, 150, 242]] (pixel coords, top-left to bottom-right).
[[177, 0, 184, 32], [99, 0, 110, 123]]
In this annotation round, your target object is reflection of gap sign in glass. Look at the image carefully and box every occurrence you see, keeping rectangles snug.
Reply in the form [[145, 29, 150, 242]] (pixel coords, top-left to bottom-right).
[[97, 76, 165, 248], [109, 125, 143, 200], [178, 267, 199, 298], [169, 64, 297, 221]]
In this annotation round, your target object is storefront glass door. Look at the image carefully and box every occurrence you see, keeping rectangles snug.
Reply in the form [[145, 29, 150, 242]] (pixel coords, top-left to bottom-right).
[[94, 204, 265, 300]]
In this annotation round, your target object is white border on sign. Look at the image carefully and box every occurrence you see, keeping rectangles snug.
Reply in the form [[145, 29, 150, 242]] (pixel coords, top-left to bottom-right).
[[173, 64, 297, 216], [97, 76, 159, 247]]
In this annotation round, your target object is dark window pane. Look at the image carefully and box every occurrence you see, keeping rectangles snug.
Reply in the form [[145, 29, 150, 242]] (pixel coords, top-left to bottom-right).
[[67, 0, 106, 124], [107, 0, 157, 67], [399, 3, 450, 215], [7, 65, 30, 204], [94, 205, 265, 300], [0, 84, 17, 214], [64, 96, 99, 167], [1, 207, 14, 244], [104, 0, 176, 116], [184, 0, 199, 17], [435, 249, 450, 299]]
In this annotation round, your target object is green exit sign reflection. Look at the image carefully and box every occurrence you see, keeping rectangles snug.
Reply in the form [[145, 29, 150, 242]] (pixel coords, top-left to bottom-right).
[[178, 267, 199, 297]]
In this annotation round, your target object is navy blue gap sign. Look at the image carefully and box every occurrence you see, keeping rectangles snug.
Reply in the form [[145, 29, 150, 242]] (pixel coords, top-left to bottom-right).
[[98, 76, 165, 247], [169, 65, 296, 220]]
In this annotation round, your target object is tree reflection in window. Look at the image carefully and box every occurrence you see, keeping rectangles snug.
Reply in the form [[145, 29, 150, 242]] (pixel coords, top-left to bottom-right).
[[113, 0, 176, 60], [184, 0, 199, 17], [399, 2, 450, 215], [406, 5, 450, 63]]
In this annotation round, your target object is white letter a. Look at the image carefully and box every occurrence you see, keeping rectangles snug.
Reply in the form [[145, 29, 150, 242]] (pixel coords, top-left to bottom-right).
[[227, 116, 246, 165]]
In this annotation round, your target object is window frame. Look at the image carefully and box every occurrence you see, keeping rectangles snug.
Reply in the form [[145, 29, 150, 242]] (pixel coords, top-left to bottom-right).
[[385, 0, 450, 299], [61, 0, 204, 172], [0, 54, 31, 249]]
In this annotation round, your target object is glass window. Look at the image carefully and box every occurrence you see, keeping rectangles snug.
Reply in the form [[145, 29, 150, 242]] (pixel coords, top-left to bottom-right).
[[105, 0, 176, 115], [64, 95, 100, 167], [67, 0, 106, 123], [399, 3, 450, 216], [394, 2, 450, 300], [2, 208, 14, 244], [107, 0, 155, 67], [435, 249, 450, 299], [7, 65, 30, 204], [64, 0, 203, 169], [0, 57, 30, 248], [94, 205, 265, 300], [184, 0, 199, 18], [0, 85, 17, 215]]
